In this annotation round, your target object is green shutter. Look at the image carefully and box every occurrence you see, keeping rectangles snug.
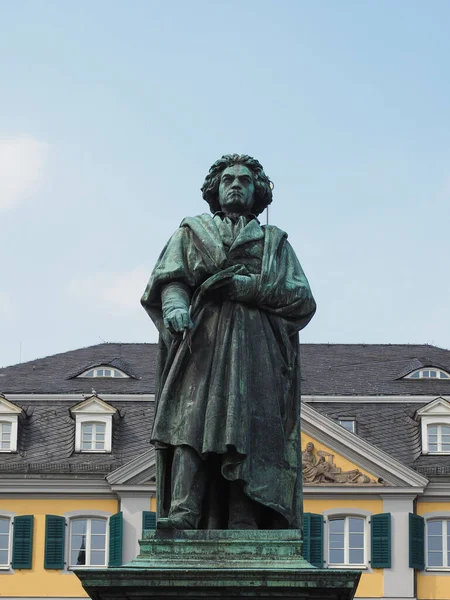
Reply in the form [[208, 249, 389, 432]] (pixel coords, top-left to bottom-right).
[[142, 511, 157, 536], [44, 515, 65, 569], [303, 512, 324, 567], [409, 513, 425, 570], [12, 515, 34, 569], [108, 512, 123, 567], [371, 513, 391, 568]]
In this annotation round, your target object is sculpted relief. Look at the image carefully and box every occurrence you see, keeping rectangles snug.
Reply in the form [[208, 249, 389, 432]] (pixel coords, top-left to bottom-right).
[[302, 442, 382, 485]]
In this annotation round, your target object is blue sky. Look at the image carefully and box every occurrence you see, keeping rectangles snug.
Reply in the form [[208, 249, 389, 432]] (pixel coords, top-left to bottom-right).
[[1, 1, 449, 367]]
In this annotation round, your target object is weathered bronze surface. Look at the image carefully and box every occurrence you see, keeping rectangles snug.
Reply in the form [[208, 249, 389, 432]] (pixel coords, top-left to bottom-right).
[[77, 530, 361, 600], [141, 155, 316, 530], [76, 155, 361, 600]]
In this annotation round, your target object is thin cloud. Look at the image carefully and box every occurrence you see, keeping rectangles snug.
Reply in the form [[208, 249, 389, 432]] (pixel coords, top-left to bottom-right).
[[65, 267, 150, 314], [0, 135, 48, 210]]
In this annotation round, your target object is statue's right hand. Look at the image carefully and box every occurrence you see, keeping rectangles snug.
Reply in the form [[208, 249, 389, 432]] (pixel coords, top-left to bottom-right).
[[163, 308, 193, 333]]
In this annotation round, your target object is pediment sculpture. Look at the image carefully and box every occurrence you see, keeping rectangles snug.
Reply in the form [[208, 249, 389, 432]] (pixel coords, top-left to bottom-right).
[[302, 442, 382, 485]]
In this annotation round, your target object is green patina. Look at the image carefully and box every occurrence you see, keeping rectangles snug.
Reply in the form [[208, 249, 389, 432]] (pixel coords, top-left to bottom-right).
[[78, 530, 361, 600], [76, 155, 360, 600]]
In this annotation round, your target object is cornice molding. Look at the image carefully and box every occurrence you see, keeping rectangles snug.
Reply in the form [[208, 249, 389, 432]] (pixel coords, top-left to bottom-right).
[[107, 449, 156, 485], [0, 477, 113, 495], [303, 395, 448, 404], [3, 394, 155, 402], [0, 395, 22, 414], [110, 484, 156, 494], [416, 396, 450, 416], [305, 487, 423, 499]]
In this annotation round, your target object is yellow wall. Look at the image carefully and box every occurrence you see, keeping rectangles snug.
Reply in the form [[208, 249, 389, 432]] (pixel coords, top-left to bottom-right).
[[0, 497, 118, 597], [150, 496, 157, 512], [417, 576, 450, 600], [302, 433, 378, 480], [416, 501, 450, 600], [416, 501, 450, 516], [303, 497, 384, 598]]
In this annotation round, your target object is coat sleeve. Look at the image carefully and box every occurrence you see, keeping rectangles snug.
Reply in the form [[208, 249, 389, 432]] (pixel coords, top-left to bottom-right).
[[255, 235, 316, 332], [141, 227, 208, 341]]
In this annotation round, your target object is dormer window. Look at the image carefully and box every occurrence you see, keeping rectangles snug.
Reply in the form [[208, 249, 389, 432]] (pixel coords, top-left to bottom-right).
[[0, 396, 22, 453], [0, 422, 12, 451], [78, 367, 128, 378], [70, 396, 117, 454], [417, 398, 450, 455], [337, 417, 356, 433], [81, 422, 106, 452], [406, 368, 450, 379], [428, 425, 450, 453]]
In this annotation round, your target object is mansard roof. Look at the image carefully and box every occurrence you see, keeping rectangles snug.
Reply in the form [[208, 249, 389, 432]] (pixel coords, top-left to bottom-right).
[[1, 342, 449, 396], [0, 395, 154, 474], [0, 342, 449, 480]]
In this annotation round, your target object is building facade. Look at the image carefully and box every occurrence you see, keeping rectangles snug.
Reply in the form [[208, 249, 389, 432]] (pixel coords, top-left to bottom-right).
[[0, 343, 449, 600]]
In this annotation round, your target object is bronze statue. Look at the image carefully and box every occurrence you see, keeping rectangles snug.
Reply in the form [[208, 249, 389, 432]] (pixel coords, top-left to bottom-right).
[[141, 154, 316, 530]]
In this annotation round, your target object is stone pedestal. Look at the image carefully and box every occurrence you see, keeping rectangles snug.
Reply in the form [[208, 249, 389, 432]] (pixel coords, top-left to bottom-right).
[[76, 530, 360, 600]]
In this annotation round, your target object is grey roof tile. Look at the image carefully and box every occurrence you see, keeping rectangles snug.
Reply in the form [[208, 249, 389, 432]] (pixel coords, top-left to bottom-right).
[[1, 342, 449, 397], [1, 342, 450, 479]]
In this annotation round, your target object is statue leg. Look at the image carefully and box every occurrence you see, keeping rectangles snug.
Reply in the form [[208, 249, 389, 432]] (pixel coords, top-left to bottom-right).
[[168, 445, 206, 529], [228, 480, 261, 530]]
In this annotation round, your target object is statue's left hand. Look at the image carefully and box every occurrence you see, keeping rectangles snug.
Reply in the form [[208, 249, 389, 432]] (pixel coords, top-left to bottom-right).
[[163, 307, 194, 333]]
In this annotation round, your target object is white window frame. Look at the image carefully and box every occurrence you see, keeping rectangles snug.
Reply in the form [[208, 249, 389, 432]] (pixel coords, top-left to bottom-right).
[[68, 516, 108, 568], [422, 418, 450, 455], [406, 368, 450, 379], [80, 421, 107, 452], [78, 367, 128, 378], [323, 509, 371, 570], [0, 396, 22, 453], [417, 399, 450, 455], [427, 424, 450, 454], [63, 510, 112, 571], [75, 415, 112, 453], [426, 518, 450, 571], [337, 418, 356, 433], [0, 420, 15, 452], [0, 515, 12, 570], [70, 397, 116, 454]]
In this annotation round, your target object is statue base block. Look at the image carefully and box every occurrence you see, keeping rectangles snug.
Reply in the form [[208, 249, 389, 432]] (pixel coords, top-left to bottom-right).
[[76, 530, 360, 600]]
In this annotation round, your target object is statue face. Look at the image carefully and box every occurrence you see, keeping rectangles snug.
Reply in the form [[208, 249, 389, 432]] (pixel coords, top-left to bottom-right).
[[306, 442, 314, 452], [218, 165, 255, 214]]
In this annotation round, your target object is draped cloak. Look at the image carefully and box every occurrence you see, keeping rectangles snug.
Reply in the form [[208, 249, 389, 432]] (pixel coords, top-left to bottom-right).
[[141, 213, 316, 528]]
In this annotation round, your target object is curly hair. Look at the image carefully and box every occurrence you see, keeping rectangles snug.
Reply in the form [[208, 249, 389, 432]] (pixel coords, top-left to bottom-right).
[[201, 154, 273, 216]]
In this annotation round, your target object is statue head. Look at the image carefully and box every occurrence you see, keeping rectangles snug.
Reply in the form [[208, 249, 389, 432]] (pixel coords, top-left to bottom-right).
[[305, 442, 314, 452], [201, 154, 273, 217]]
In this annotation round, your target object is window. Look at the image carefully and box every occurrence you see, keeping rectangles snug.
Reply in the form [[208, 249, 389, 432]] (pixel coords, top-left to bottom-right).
[[78, 367, 128, 378], [416, 398, 450, 455], [0, 397, 21, 453], [0, 422, 12, 451], [406, 368, 450, 379], [45, 512, 121, 570], [81, 422, 106, 452], [0, 518, 10, 568], [428, 424, 450, 453], [427, 520, 450, 569], [70, 396, 116, 453], [337, 418, 356, 433], [69, 518, 107, 567], [328, 516, 366, 566]]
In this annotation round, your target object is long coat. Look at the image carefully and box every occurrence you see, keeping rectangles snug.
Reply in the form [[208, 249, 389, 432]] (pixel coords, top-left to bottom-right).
[[141, 213, 316, 527]]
